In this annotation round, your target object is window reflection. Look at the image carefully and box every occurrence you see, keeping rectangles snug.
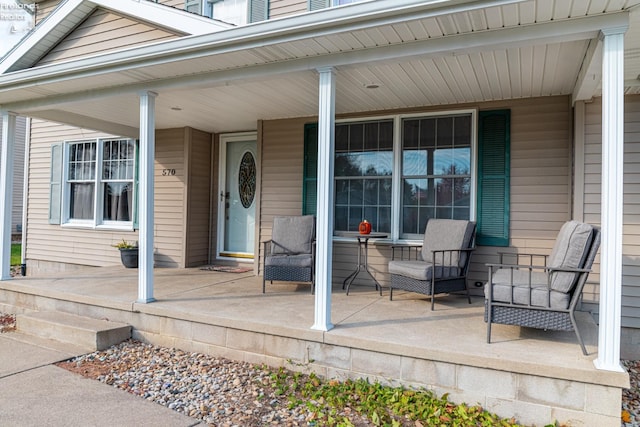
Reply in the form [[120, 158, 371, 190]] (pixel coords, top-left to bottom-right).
[[334, 119, 393, 233], [401, 114, 472, 238], [332, 113, 472, 238]]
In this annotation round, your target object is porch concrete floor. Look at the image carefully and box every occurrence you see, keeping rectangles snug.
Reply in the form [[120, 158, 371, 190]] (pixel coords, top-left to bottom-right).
[[0, 266, 628, 388]]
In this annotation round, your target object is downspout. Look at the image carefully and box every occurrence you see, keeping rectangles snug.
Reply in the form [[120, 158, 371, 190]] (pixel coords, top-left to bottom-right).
[[20, 117, 30, 276]]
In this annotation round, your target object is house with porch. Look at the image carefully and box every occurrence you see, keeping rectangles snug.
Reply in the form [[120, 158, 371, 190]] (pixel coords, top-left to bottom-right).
[[0, 0, 639, 425]]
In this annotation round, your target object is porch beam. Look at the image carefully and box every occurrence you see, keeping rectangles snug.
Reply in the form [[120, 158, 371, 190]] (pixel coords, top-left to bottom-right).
[[595, 28, 626, 372], [2, 11, 630, 114], [311, 66, 335, 332], [572, 38, 602, 104], [137, 91, 157, 304], [0, 111, 15, 281], [28, 110, 139, 140]]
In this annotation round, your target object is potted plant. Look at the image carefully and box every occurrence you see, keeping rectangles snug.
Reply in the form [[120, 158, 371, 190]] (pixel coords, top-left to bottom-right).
[[113, 239, 138, 268]]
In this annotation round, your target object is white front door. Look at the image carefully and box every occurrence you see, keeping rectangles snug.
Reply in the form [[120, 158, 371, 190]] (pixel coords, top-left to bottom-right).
[[218, 133, 257, 260]]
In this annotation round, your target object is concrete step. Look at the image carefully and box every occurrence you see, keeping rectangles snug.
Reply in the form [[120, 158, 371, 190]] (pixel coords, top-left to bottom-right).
[[16, 311, 131, 352]]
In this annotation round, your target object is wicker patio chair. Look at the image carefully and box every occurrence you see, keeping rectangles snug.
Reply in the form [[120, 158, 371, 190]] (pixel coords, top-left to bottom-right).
[[262, 215, 316, 294], [388, 219, 476, 310], [484, 221, 601, 355]]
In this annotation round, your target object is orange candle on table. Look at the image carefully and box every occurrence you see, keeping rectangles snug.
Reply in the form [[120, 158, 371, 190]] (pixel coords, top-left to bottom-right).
[[359, 220, 372, 235]]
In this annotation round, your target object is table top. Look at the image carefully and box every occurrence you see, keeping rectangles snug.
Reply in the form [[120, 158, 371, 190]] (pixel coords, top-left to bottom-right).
[[335, 232, 388, 239]]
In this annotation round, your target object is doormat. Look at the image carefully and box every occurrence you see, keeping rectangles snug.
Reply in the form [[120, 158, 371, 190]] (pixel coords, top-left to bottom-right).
[[200, 265, 253, 273]]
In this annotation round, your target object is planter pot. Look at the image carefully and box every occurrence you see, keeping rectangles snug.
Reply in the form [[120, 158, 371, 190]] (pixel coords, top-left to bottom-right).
[[119, 248, 138, 268]]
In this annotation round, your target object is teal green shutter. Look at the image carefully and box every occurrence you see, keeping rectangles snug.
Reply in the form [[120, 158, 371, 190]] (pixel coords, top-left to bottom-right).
[[308, 0, 329, 11], [249, 0, 268, 22], [49, 143, 63, 224], [185, 0, 201, 13], [133, 140, 139, 229], [477, 110, 510, 246], [303, 123, 318, 216]]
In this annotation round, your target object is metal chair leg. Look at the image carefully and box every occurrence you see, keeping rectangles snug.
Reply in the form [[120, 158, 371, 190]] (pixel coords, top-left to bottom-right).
[[570, 311, 588, 356]]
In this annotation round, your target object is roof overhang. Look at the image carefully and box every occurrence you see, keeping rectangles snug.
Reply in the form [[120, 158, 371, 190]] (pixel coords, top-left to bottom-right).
[[0, 0, 232, 74], [0, 0, 638, 135]]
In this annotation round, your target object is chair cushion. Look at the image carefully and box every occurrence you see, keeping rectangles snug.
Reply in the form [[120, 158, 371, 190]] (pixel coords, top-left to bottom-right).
[[388, 260, 460, 281], [265, 254, 313, 268], [421, 219, 474, 267], [548, 221, 594, 293], [271, 215, 315, 255], [486, 269, 570, 309]]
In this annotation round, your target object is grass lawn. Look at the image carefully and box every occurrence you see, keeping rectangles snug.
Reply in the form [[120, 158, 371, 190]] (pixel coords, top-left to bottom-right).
[[11, 243, 20, 266]]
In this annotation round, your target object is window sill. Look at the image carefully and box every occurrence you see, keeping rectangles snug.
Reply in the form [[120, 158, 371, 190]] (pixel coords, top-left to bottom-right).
[[61, 222, 134, 232]]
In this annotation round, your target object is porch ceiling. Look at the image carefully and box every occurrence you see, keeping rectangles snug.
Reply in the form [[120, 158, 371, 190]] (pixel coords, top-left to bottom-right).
[[1, 0, 639, 135]]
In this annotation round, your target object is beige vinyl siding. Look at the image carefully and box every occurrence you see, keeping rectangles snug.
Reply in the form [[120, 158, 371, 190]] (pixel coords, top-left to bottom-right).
[[210, 134, 220, 259], [158, 0, 185, 8], [259, 96, 572, 290], [25, 121, 191, 271], [34, 1, 59, 25], [583, 95, 640, 328], [258, 117, 308, 274], [269, 0, 308, 19], [12, 117, 26, 234], [154, 128, 187, 268], [185, 128, 212, 267], [260, 118, 309, 221], [25, 120, 131, 268], [37, 9, 180, 66], [467, 96, 572, 291]]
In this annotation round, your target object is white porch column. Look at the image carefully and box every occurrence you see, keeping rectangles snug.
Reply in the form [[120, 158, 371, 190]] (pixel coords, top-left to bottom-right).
[[137, 91, 157, 303], [595, 29, 626, 372], [0, 112, 15, 281], [312, 67, 335, 331]]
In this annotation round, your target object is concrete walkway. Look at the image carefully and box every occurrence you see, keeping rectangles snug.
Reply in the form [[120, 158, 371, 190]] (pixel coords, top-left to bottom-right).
[[0, 332, 201, 427]]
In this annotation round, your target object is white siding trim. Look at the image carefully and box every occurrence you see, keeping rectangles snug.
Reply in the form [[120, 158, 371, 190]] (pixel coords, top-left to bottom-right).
[[573, 101, 585, 221], [20, 117, 31, 269]]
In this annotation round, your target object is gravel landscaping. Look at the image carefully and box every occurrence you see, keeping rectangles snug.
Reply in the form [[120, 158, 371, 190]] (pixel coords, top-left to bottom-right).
[[54, 339, 522, 426], [1, 311, 637, 426], [57, 340, 313, 426], [622, 360, 640, 426]]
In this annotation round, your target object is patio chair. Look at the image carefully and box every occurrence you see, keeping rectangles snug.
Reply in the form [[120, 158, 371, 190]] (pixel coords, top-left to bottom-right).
[[484, 220, 601, 355], [262, 215, 316, 294], [388, 219, 476, 310]]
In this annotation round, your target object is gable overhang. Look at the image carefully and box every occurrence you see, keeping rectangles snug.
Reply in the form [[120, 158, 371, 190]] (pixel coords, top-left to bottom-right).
[[0, 0, 637, 135], [0, 0, 232, 74]]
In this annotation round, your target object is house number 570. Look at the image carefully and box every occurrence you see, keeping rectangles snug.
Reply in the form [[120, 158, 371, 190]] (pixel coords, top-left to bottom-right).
[[162, 169, 176, 176]]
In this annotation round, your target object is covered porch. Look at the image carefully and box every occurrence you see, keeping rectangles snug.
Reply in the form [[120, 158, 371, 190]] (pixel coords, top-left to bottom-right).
[[0, 266, 628, 426], [0, 2, 638, 424]]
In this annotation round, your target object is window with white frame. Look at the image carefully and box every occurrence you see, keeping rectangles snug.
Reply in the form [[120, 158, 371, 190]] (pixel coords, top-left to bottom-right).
[[186, 0, 250, 25], [205, 0, 248, 25], [334, 0, 362, 5], [304, 110, 480, 241], [309, 0, 365, 11], [64, 138, 136, 227]]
